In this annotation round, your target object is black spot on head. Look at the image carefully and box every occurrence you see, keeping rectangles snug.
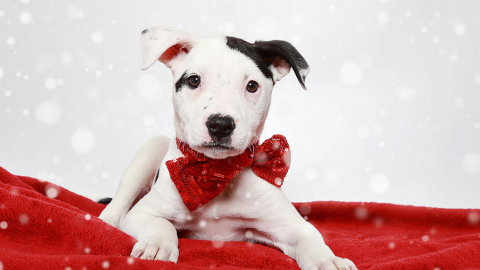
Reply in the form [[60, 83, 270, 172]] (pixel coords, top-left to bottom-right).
[[226, 37, 274, 82], [175, 72, 189, 92], [226, 37, 309, 89]]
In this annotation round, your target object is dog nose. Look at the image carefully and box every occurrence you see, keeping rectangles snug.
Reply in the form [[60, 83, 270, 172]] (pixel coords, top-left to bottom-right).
[[206, 114, 236, 141]]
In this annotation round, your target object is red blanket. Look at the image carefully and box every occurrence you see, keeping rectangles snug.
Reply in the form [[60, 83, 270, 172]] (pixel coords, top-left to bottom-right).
[[1, 166, 479, 269]]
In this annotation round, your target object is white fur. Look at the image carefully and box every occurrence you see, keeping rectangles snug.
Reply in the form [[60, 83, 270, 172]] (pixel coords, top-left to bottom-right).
[[99, 27, 356, 270]]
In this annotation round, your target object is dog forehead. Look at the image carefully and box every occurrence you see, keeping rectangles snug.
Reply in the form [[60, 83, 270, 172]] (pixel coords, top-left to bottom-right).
[[185, 36, 266, 78]]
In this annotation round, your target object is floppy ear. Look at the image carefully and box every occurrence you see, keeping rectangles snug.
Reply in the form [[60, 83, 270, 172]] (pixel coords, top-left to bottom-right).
[[254, 40, 310, 90], [140, 27, 196, 70]]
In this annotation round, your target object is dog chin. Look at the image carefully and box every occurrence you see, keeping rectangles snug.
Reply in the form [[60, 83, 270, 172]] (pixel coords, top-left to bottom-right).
[[193, 143, 245, 159]]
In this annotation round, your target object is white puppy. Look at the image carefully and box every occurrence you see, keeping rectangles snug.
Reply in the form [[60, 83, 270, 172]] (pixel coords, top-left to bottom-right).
[[99, 27, 357, 270]]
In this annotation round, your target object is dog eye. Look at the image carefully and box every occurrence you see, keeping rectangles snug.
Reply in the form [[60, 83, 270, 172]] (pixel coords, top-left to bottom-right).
[[188, 75, 201, 88], [246, 81, 258, 93]]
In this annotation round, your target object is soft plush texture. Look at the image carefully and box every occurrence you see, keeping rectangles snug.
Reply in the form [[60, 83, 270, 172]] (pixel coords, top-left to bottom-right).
[[0, 166, 479, 270]]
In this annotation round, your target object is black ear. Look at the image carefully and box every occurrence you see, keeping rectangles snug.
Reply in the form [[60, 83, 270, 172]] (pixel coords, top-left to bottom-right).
[[253, 40, 310, 90]]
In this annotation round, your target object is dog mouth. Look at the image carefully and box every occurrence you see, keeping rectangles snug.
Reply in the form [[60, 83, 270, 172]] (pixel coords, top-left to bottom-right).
[[202, 142, 234, 151]]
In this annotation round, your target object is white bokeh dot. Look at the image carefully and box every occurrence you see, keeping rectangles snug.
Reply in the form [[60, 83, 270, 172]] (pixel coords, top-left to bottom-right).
[[378, 12, 390, 24], [45, 77, 57, 90], [66, 5, 84, 19], [369, 174, 390, 194], [454, 23, 466, 36], [0, 221, 7, 230], [291, 13, 303, 25], [396, 87, 417, 100], [453, 97, 465, 109], [71, 129, 96, 154], [339, 62, 363, 86], [356, 126, 370, 140], [462, 152, 480, 174], [35, 101, 62, 125], [136, 73, 163, 102], [325, 170, 338, 188], [91, 32, 104, 44], [52, 155, 62, 165], [143, 115, 155, 127], [46, 187, 58, 198], [6, 36, 15, 45], [474, 73, 480, 85], [19, 11, 32, 24]]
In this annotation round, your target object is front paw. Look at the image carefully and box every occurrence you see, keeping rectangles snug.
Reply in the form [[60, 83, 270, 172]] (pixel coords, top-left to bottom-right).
[[131, 239, 179, 263], [308, 256, 357, 270]]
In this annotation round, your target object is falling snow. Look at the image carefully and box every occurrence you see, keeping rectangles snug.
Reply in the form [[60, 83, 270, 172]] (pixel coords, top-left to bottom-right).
[[369, 174, 390, 194], [91, 32, 104, 44], [0, 1, 479, 210], [6, 36, 15, 45], [0, 221, 7, 230], [71, 129, 96, 154], [19, 11, 32, 24], [339, 62, 363, 86], [35, 101, 62, 125]]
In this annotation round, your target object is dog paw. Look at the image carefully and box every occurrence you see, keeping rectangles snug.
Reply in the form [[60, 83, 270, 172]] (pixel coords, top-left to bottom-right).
[[306, 256, 357, 270], [131, 239, 179, 263]]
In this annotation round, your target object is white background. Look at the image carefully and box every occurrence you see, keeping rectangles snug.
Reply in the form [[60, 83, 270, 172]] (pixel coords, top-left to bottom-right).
[[1, 0, 479, 209]]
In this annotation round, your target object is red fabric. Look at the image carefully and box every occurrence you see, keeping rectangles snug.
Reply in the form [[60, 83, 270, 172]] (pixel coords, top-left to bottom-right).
[[1, 166, 480, 270], [166, 135, 290, 211]]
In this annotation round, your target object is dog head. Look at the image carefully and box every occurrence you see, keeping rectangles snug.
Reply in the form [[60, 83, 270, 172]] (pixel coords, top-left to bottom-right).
[[140, 27, 309, 159]]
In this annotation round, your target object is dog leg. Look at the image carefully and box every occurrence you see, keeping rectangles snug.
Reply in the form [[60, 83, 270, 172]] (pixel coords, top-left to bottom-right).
[[122, 211, 179, 262], [252, 190, 357, 270], [99, 135, 170, 228]]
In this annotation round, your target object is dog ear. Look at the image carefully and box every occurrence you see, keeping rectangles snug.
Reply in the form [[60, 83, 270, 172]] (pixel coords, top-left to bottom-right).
[[140, 27, 196, 70], [254, 40, 310, 90]]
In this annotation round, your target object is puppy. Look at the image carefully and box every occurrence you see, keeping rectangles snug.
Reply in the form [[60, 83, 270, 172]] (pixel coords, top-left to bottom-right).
[[99, 27, 357, 270]]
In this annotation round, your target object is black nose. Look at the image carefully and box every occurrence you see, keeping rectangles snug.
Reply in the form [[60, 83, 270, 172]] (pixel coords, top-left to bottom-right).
[[206, 114, 236, 141]]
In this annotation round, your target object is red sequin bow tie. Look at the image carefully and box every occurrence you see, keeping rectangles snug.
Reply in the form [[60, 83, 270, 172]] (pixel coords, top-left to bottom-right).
[[165, 134, 291, 212]]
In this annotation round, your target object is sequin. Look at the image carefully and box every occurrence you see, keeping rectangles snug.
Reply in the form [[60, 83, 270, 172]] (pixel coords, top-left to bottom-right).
[[165, 135, 290, 212]]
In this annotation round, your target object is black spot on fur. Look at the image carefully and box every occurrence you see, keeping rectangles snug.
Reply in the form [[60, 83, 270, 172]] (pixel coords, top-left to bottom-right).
[[141, 29, 148, 35], [153, 168, 160, 184], [98, 197, 112, 205], [204, 106, 207, 110], [175, 71, 189, 92], [226, 37, 274, 82], [226, 37, 309, 88]]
